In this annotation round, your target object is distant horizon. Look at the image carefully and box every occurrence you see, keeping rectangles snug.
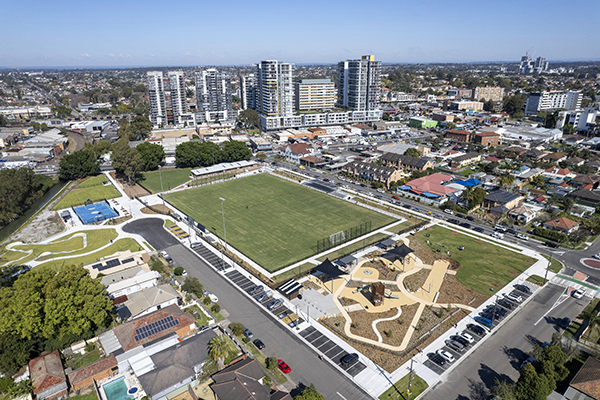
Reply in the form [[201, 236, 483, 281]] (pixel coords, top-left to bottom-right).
[[1, 0, 598, 68], [2, 58, 600, 71]]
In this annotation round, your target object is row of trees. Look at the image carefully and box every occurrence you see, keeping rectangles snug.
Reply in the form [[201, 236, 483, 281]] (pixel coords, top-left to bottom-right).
[[0, 168, 56, 228], [175, 140, 252, 168], [0, 265, 112, 376]]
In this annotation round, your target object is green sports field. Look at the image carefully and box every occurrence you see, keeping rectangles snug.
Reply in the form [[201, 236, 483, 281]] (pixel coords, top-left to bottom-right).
[[139, 168, 192, 193], [164, 174, 396, 271], [52, 175, 120, 210]]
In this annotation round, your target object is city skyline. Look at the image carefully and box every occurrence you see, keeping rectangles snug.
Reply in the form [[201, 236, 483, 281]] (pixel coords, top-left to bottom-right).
[[1, 0, 599, 68]]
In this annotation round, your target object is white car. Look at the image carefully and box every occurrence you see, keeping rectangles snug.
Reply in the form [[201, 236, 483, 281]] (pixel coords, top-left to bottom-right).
[[444, 209, 454, 215], [458, 331, 475, 344], [436, 349, 455, 363], [594, 254, 600, 260], [572, 289, 585, 299], [159, 251, 169, 258], [516, 233, 529, 241]]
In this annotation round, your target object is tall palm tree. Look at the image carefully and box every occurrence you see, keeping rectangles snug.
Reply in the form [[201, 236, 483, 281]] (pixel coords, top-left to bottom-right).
[[578, 307, 600, 331], [208, 335, 229, 370]]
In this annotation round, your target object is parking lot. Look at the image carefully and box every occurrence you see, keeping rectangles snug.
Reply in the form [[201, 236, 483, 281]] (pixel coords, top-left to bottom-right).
[[423, 283, 536, 375], [192, 242, 226, 271], [299, 326, 367, 377]]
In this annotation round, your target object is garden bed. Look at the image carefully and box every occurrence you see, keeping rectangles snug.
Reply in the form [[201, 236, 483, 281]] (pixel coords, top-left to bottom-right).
[[436, 274, 489, 307], [404, 269, 430, 292], [348, 309, 398, 341], [379, 303, 420, 347]]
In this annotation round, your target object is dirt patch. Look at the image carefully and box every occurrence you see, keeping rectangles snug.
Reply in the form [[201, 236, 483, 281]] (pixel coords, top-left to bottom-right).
[[141, 204, 173, 214], [104, 215, 133, 225], [436, 274, 489, 308], [348, 308, 399, 341], [9, 211, 65, 244], [339, 297, 359, 306], [379, 303, 420, 346], [410, 235, 460, 270], [362, 260, 399, 281], [109, 171, 150, 198], [404, 268, 430, 292], [406, 306, 469, 350]]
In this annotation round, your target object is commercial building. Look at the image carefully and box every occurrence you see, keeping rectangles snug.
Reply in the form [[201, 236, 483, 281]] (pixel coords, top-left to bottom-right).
[[473, 87, 505, 102], [294, 79, 335, 111], [256, 60, 294, 117], [240, 74, 257, 110], [337, 55, 381, 111], [147, 71, 166, 127], [380, 153, 433, 172], [474, 131, 500, 146], [409, 117, 437, 129], [195, 69, 233, 123], [445, 129, 471, 143], [450, 101, 483, 111], [525, 91, 582, 114], [448, 89, 472, 99]]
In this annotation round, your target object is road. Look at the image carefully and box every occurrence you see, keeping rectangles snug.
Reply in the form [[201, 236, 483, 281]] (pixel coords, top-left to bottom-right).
[[123, 218, 373, 400], [420, 283, 589, 400]]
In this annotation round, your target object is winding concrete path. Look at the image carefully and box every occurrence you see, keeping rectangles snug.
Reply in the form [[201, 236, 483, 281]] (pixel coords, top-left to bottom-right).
[[372, 307, 402, 342]]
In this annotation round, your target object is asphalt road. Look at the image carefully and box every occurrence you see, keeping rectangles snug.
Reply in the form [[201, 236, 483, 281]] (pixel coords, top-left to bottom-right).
[[123, 218, 373, 400], [420, 283, 589, 400]]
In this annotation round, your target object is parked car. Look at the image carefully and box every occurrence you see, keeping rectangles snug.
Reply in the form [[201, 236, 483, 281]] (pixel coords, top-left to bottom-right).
[[545, 241, 559, 248], [505, 293, 523, 303], [459, 222, 471, 229], [403, 204, 411, 209], [267, 299, 284, 310], [475, 316, 492, 328], [515, 284, 531, 294], [253, 339, 265, 349], [559, 317, 571, 329], [466, 216, 475, 222], [429, 353, 446, 366], [458, 331, 475, 343], [392, 195, 400, 200], [516, 233, 529, 240], [572, 289, 585, 299], [444, 209, 454, 215], [448, 219, 460, 224], [494, 225, 507, 232], [491, 232, 504, 239], [256, 292, 271, 302], [456, 213, 465, 219], [340, 353, 359, 366], [244, 328, 254, 338], [436, 349, 455, 363], [497, 299, 514, 309], [467, 323, 487, 336], [190, 242, 202, 248], [250, 285, 264, 295], [520, 356, 535, 369], [473, 227, 485, 233], [277, 360, 291, 374], [507, 229, 517, 235]]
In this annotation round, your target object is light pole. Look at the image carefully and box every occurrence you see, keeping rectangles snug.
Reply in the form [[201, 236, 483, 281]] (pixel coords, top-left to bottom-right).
[[159, 169, 165, 206], [220, 197, 227, 269]]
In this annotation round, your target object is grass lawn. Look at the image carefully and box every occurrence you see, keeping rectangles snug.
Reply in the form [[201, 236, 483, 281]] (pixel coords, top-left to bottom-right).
[[378, 373, 428, 400], [53, 177, 120, 210], [460, 168, 475, 177], [36, 238, 142, 271], [542, 254, 563, 273], [564, 321, 582, 338], [527, 274, 547, 286], [139, 168, 193, 193], [65, 348, 103, 370], [415, 225, 536, 295], [273, 262, 316, 283], [165, 174, 396, 271], [67, 394, 98, 400], [188, 305, 210, 326], [246, 341, 287, 384], [316, 233, 390, 262]]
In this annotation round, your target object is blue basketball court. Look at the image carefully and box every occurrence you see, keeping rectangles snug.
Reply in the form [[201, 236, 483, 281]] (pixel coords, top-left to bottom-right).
[[73, 201, 119, 224]]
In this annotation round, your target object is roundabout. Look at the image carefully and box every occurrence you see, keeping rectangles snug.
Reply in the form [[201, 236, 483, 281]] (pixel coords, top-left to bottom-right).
[[581, 258, 600, 269]]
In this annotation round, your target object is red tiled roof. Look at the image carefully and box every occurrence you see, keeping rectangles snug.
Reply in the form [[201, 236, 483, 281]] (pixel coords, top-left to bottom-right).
[[300, 155, 325, 163], [485, 156, 501, 162], [544, 167, 571, 175], [476, 131, 499, 137], [113, 304, 195, 352], [405, 173, 456, 196], [29, 350, 66, 394], [67, 355, 118, 385], [544, 217, 579, 231], [533, 195, 547, 203], [570, 357, 600, 399], [446, 129, 470, 135], [286, 143, 312, 154]]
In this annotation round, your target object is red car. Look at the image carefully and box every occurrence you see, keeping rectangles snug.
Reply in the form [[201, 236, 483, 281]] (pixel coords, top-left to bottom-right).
[[392, 195, 400, 200], [277, 359, 291, 374]]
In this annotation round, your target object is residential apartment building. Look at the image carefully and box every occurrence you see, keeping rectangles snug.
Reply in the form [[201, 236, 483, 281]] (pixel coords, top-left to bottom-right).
[[195, 69, 233, 123], [343, 161, 402, 189], [445, 129, 471, 143], [448, 89, 472, 99], [474, 131, 500, 146], [147, 71, 166, 127], [294, 79, 335, 111], [167, 71, 188, 126], [337, 55, 381, 111], [380, 153, 433, 172], [525, 90, 582, 114], [256, 60, 294, 117], [473, 87, 505, 102], [450, 101, 483, 111], [518, 53, 548, 74], [240, 73, 257, 110], [558, 107, 599, 133]]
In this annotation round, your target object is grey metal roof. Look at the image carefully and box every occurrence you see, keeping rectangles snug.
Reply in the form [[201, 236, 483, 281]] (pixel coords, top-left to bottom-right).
[[98, 330, 122, 355]]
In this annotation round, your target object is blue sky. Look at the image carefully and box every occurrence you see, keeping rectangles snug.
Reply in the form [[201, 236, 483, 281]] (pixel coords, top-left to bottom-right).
[[1, 0, 598, 68]]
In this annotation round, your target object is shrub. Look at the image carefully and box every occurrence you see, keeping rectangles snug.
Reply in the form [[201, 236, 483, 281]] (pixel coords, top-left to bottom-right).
[[84, 342, 95, 352], [229, 322, 244, 336], [265, 357, 278, 370], [174, 266, 184, 276], [211, 304, 221, 314], [534, 227, 567, 243], [203, 296, 212, 305]]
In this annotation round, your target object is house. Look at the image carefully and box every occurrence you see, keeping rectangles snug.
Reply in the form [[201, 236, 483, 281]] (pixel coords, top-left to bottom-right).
[[444, 129, 471, 143], [281, 143, 317, 164], [399, 172, 457, 204], [508, 203, 540, 224], [380, 152, 433, 172], [561, 357, 600, 400], [105, 271, 161, 299], [585, 159, 600, 173], [342, 161, 403, 189], [449, 152, 482, 168], [568, 189, 600, 206], [565, 157, 585, 167], [119, 284, 182, 320], [248, 137, 272, 152], [504, 146, 527, 157], [542, 167, 575, 181], [67, 355, 119, 391], [29, 350, 68, 400], [482, 190, 524, 211], [137, 329, 217, 400], [571, 175, 600, 190], [299, 155, 327, 168], [542, 151, 567, 163], [211, 358, 291, 400], [474, 131, 500, 147], [527, 149, 547, 159], [101, 304, 196, 353], [562, 135, 586, 146], [543, 217, 579, 235]]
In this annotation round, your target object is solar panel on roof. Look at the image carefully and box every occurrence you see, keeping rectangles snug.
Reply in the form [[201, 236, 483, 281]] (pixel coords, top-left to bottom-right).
[[134, 315, 179, 341], [105, 259, 121, 268], [121, 257, 134, 264], [92, 263, 102, 269]]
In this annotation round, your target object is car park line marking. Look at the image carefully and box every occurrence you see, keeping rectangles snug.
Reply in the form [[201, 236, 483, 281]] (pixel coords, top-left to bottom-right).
[[336, 393, 349, 400], [534, 286, 569, 326]]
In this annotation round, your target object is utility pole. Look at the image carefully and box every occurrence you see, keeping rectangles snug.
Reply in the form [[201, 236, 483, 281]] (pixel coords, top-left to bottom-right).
[[407, 358, 414, 400]]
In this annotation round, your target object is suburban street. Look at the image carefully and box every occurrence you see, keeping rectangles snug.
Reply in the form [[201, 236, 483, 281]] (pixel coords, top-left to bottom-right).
[[420, 283, 589, 400], [123, 218, 373, 400]]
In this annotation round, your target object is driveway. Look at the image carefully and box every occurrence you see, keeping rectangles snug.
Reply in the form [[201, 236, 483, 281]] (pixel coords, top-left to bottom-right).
[[420, 283, 589, 400], [123, 218, 373, 400]]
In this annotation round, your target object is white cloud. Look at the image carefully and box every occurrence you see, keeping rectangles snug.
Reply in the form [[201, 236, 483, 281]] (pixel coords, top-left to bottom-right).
[[81, 53, 91, 58]]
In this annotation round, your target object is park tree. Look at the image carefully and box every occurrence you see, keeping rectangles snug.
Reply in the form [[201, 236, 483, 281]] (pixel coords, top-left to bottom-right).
[[255, 151, 267, 162], [111, 139, 144, 184], [176, 142, 203, 168], [58, 150, 100, 180], [208, 336, 228, 370], [294, 384, 324, 400], [503, 95, 527, 117], [0, 333, 37, 376], [181, 277, 204, 298], [121, 87, 132, 99], [405, 147, 420, 158], [221, 140, 251, 162], [0, 265, 112, 340], [53, 105, 72, 119], [118, 115, 152, 140], [228, 322, 244, 336], [237, 109, 260, 129], [514, 363, 552, 400], [197, 141, 222, 166], [0, 168, 53, 227], [136, 142, 165, 171], [0, 114, 7, 127], [563, 124, 575, 135], [491, 378, 516, 400]]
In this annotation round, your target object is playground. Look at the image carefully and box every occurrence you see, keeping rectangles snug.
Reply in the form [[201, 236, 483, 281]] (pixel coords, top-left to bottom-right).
[[312, 237, 477, 353]]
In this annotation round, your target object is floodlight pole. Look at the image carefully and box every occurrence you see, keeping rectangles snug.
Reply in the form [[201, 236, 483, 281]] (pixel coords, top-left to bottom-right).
[[220, 197, 227, 269], [159, 169, 165, 206]]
